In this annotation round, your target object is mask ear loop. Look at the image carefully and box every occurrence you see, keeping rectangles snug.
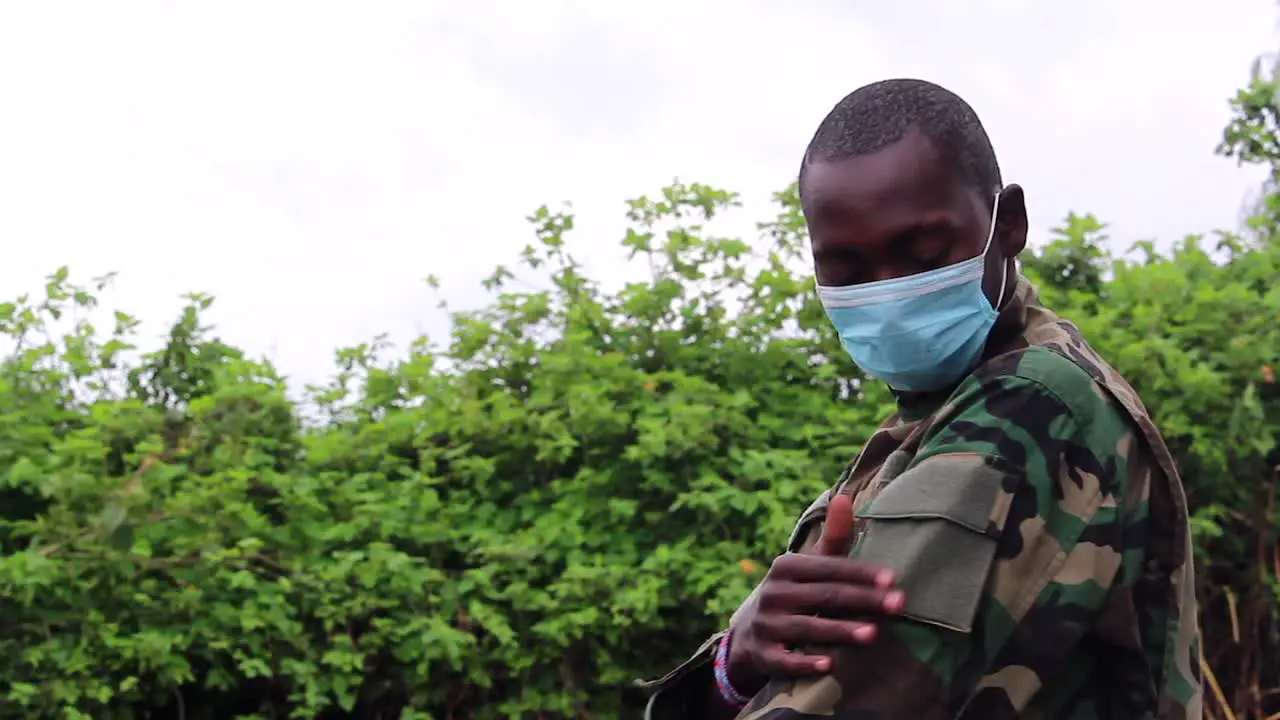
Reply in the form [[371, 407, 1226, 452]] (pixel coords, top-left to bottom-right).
[[983, 191, 1008, 310]]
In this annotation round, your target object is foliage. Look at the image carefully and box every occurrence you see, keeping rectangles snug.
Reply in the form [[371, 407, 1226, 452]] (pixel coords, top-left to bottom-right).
[[1022, 209, 1280, 720], [0, 61, 1278, 720], [0, 185, 889, 719]]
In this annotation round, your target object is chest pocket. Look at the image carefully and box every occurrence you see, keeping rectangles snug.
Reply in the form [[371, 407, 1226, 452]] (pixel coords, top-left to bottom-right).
[[853, 452, 1015, 634]]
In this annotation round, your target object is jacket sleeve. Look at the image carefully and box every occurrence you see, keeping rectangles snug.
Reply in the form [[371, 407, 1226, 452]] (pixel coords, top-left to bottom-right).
[[637, 630, 723, 719], [737, 354, 1141, 720]]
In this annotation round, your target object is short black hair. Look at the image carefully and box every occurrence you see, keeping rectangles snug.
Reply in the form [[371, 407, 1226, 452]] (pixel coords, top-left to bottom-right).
[[798, 79, 1002, 205]]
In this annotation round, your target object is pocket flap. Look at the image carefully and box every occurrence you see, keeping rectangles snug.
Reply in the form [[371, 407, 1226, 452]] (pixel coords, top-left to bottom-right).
[[853, 453, 1018, 633], [861, 452, 1013, 536]]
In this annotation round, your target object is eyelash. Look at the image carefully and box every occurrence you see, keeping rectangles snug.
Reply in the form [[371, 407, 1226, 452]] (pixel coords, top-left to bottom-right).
[[911, 250, 947, 268]]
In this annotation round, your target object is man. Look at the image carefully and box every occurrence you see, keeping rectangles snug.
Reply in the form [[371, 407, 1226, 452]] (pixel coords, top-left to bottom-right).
[[641, 79, 1202, 719]]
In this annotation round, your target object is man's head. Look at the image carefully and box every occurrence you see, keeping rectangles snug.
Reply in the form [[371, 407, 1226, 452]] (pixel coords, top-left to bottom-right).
[[799, 79, 1026, 309]]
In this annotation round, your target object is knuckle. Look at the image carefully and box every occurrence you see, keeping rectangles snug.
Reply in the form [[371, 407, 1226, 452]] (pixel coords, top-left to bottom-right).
[[802, 616, 836, 638], [839, 559, 873, 581], [758, 579, 798, 610], [782, 655, 818, 675], [813, 617, 851, 642], [838, 585, 876, 606], [769, 552, 797, 574], [780, 614, 820, 637], [856, 561, 888, 581], [757, 653, 784, 675], [776, 614, 806, 636], [754, 610, 791, 640], [757, 582, 782, 608], [751, 608, 776, 629]]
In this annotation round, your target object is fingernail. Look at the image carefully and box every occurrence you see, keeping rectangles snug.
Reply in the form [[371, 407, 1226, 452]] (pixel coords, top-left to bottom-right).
[[853, 625, 876, 642], [814, 658, 831, 671], [875, 570, 895, 587], [885, 591, 905, 612]]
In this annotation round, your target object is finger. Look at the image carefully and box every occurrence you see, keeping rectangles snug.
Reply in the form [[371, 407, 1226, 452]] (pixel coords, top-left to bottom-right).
[[754, 646, 835, 676], [759, 580, 905, 615], [755, 613, 881, 646], [815, 493, 854, 556], [769, 553, 896, 588]]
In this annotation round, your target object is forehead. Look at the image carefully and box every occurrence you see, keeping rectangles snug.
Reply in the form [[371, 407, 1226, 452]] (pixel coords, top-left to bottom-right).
[[801, 129, 974, 226]]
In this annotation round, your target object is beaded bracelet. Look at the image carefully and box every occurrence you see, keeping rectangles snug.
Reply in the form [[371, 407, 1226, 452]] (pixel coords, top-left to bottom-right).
[[713, 628, 751, 707]]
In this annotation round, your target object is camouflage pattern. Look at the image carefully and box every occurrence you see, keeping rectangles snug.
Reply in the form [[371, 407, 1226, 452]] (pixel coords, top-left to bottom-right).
[[643, 275, 1201, 720]]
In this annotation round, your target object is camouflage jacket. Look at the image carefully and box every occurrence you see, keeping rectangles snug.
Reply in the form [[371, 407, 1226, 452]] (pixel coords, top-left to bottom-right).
[[643, 275, 1201, 720]]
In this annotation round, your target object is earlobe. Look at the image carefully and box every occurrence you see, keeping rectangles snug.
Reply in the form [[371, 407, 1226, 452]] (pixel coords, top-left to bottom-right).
[[997, 184, 1028, 257]]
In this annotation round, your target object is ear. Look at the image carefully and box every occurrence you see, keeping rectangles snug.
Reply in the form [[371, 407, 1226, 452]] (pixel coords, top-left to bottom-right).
[[995, 184, 1027, 258]]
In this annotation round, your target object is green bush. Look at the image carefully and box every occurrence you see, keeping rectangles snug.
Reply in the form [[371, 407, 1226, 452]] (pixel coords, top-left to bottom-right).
[[2, 65, 1279, 720]]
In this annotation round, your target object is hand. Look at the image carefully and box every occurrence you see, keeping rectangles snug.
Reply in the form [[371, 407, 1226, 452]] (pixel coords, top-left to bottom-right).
[[726, 493, 905, 693]]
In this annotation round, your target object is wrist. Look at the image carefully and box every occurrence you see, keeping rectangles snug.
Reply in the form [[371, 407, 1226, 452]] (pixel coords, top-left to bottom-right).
[[715, 628, 763, 706]]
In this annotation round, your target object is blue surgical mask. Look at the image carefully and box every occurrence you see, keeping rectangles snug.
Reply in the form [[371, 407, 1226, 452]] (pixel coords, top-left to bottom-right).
[[817, 194, 1006, 392]]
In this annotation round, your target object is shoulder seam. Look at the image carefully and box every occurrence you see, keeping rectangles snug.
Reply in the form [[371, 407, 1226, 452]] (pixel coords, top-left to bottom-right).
[[991, 368, 1092, 437], [989, 346, 1109, 434]]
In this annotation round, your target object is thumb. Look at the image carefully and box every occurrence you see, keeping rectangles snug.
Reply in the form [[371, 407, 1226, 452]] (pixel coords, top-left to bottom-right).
[[815, 493, 855, 556]]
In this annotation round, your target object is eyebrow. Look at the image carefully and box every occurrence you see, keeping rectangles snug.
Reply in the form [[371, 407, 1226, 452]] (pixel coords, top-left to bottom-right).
[[812, 219, 958, 262], [893, 218, 960, 242], [811, 244, 861, 263]]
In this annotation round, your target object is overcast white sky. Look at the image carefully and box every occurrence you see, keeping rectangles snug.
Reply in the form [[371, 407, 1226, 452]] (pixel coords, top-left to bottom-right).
[[1, 1, 1276, 387]]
